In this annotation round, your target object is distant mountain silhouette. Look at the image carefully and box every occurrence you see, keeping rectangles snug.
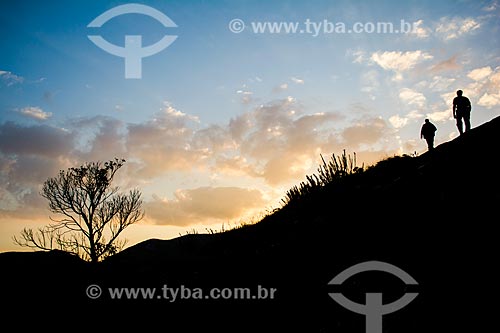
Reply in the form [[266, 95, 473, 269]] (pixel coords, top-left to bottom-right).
[[2, 116, 499, 331]]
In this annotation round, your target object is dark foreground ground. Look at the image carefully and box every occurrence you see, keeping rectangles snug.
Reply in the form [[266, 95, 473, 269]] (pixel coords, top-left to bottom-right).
[[2, 116, 499, 331]]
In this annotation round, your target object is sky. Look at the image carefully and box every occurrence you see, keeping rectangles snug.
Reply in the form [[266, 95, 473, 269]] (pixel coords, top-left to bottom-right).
[[1, 0, 499, 252]]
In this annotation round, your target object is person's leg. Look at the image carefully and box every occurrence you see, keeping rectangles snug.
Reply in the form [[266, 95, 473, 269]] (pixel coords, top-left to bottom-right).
[[427, 137, 434, 150], [464, 114, 471, 132], [456, 116, 463, 135]]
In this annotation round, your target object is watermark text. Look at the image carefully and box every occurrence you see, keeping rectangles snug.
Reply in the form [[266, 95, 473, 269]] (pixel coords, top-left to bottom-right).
[[86, 284, 277, 302], [229, 18, 420, 36]]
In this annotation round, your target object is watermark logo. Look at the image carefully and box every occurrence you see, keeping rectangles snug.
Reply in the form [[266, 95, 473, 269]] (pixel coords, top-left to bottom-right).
[[328, 261, 418, 333], [87, 3, 178, 79], [86, 284, 102, 299], [228, 19, 246, 33]]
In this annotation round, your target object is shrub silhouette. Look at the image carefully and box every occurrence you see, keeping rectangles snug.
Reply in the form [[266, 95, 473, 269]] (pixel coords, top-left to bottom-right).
[[282, 150, 363, 205]]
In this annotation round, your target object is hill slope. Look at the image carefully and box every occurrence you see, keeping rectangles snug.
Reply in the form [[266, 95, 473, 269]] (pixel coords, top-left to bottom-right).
[[2, 116, 499, 330]]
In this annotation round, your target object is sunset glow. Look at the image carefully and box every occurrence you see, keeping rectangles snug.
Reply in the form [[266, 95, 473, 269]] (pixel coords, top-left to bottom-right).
[[1, 0, 499, 251]]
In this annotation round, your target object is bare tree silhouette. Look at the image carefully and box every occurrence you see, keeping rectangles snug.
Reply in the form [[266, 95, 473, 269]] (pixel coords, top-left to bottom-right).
[[13, 158, 144, 262]]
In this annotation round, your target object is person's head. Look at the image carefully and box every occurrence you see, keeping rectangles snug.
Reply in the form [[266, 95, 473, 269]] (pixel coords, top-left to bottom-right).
[[425, 118, 430, 123], [457, 90, 463, 96]]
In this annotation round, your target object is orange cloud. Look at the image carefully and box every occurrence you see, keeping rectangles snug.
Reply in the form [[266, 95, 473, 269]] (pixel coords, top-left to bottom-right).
[[144, 187, 265, 226], [0, 96, 398, 226], [341, 117, 387, 147]]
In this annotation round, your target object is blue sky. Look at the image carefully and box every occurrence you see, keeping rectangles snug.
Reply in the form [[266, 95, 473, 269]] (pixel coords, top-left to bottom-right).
[[1, 0, 499, 251]]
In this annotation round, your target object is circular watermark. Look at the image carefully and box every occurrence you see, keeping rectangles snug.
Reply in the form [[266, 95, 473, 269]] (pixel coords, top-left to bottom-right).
[[228, 19, 245, 33], [86, 284, 102, 299]]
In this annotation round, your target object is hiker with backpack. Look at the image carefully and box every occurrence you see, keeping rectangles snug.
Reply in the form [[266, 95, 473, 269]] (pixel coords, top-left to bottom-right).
[[452, 90, 472, 135]]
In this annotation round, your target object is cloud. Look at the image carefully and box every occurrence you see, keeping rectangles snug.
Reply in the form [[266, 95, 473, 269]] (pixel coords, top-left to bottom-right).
[[467, 66, 493, 81], [83, 98, 334, 187], [192, 124, 236, 155], [348, 49, 366, 63], [236, 90, 254, 104], [483, 1, 499, 12], [411, 20, 431, 38], [162, 101, 200, 123], [370, 50, 433, 80], [214, 155, 261, 178], [0, 122, 76, 218], [144, 187, 265, 226], [228, 112, 253, 142], [223, 97, 347, 184], [49, 96, 361, 187], [0, 70, 24, 86], [371, 50, 433, 72], [429, 76, 456, 91], [440, 91, 457, 107], [406, 110, 425, 120], [1, 155, 63, 189], [0, 95, 398, 225], [273, 83, 288, 93], [389, 110, 424, 129], [233, 98, 298, 161], [430, 55, 461, 73], [491, 70, 500, 85], [389, 114, 409, 129], [341, 117, 387, 147], [291, 77, 304, 84], [348, 103, 371, 114], [435, 17, 481, 40], [360, 70, 379, 97], [478, 92, 500, 108], [0, 122, 74, 158], [126, 102, 202, 179], [262, 154, 314, 185], [427, 109, 452, 122], [70, 116, 127, 161], [254, 106, 320, 151], [18, 106, 52, 121], [399, 88, 427, 108]]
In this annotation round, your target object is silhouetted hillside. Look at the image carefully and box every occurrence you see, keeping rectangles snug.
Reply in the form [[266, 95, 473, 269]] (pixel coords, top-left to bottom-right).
[[2, 116, 499, 331]]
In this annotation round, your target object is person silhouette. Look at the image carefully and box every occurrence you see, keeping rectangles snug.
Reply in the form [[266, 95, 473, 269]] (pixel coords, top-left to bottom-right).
[[420, 118, 437, 150], [452, 90, 471, 135]]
